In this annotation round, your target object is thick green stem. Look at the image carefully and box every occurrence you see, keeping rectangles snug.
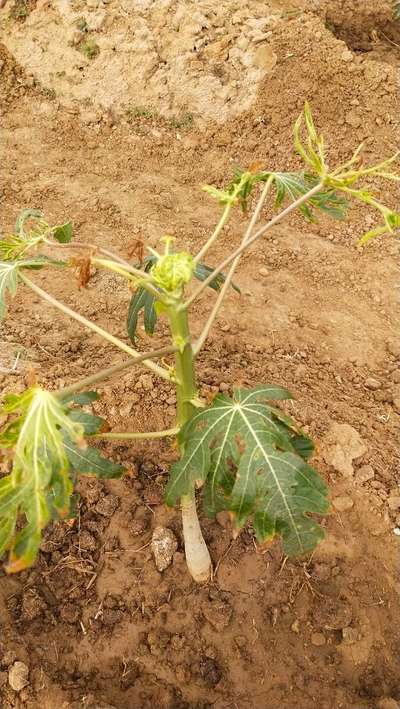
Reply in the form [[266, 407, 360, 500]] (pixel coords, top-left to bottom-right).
[[168, 307, 197, 426], [168, 305, 212, 583]]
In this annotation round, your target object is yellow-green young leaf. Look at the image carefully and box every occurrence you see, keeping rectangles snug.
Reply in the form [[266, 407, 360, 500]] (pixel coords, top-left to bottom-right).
[[0, 261, 19, 320], [166, 385, 328, 557], [0, 388, 84, 571], [151, 251, 194, 292], [0, 387, 126, 571]]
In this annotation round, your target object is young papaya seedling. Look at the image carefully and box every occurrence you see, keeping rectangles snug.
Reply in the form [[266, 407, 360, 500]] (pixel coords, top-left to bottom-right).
[[0, 104, 399, 581]]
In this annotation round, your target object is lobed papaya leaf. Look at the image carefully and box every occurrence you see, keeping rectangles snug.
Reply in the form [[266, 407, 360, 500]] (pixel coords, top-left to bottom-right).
[[60, 391, 99, 405], [193, 262, 241, 294], [166, 385, 328, 557], [63, 439, 125, 479], [0, 388, 125, 571]]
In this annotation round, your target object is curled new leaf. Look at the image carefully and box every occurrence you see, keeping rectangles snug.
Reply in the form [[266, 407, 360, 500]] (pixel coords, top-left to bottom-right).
[[127, 254, 239, 341], [15, 209, 43, 236], [166, 385, 328, 556]]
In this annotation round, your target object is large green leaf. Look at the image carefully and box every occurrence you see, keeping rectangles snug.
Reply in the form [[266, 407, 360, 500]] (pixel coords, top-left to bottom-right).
[[166, 385, 329, 556], [66, 409, 104, 435]]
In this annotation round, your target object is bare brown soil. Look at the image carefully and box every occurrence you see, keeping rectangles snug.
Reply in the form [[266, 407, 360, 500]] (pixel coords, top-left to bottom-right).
[[0, 1, 400, 708]]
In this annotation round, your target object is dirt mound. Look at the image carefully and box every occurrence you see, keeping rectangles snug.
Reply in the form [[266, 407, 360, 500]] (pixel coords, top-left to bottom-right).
[[0, 0, 289, 124]]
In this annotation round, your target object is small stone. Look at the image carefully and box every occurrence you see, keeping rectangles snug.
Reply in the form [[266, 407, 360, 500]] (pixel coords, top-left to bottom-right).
[[151, 526, 178, 572], [81, 110, 101, 126], [79, 530, 97, 551], [345, 110, 361, 128], [8, 662, 29, 692], [70, 29, 85, 46], [119, 402, 133, 418], [219, 382, 230, 392], [0, 651, 16, 668], [387, 341, 400, 358], [258, 267, 269, 277], [342, 627, 359, 645], [21, 591, 46, 621], [202, 599, 232, 631], [393, 398, 400, 412], [234, 635, 246, 648], [322, 423, 367, 477], [120, 660, 139, 689], [60, 603, 80, 624], [139, 374, 154, 391], [333, 496, 354, 512], [355, 465, 375, 484], [95, 494, 119, 517], [199, 657, 222, 688], [376, 699, 400, 709], [311, 632, 326, 646], [291, 619, 300, 633], [312, 562, 331, 581], [253, 44, 277, 71], [365, 377, 381, 390], [388, 496, 400, 511], [341, 49, 353, 62]]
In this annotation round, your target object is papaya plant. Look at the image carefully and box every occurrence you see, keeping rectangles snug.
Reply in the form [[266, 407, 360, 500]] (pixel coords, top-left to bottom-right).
[[0, 104, 399, 580]]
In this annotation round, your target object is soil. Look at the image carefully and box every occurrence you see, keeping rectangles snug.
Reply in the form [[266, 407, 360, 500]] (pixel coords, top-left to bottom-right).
[[1, 1, 400, 708]]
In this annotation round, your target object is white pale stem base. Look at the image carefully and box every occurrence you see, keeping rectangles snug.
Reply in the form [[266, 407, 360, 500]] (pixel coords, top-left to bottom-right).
[[181, 494, 212, 583]]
